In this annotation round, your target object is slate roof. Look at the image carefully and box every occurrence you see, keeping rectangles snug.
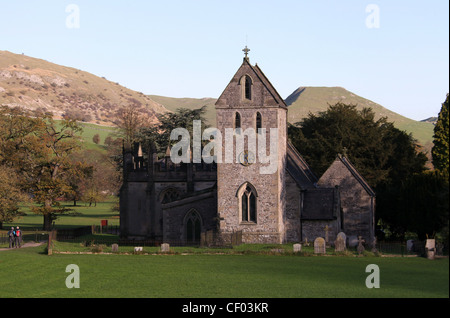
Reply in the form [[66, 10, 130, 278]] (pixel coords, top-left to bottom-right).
[[286, 141, 318, 189], [335, 154, 376, 197]]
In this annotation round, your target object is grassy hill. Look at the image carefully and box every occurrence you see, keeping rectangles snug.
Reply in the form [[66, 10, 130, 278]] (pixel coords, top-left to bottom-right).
[[0, 50, 167, 126], [285, 86, 435, 146]]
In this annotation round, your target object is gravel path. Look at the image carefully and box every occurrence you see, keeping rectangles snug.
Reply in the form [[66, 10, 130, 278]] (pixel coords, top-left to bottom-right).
[[0, 241, 45, 251]]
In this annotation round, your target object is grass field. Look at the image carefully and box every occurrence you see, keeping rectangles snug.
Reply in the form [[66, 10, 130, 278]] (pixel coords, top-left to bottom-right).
[[0, 200, 448, 299], [0, 246, 448, 298]]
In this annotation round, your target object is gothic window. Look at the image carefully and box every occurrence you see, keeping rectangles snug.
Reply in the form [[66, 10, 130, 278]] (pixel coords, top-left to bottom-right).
[[235, 112, 241, 129], [256, 112, 262, 132], [185, 210, 202, 243], [240, 75, 252, 101], [160, 188, 180, 204], [237, 182, 257, 223], [244, 75, 252, 100]]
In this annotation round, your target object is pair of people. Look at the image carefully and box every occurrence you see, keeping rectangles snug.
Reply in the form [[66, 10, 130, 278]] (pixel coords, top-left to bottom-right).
[[7, 226, 22, 248]]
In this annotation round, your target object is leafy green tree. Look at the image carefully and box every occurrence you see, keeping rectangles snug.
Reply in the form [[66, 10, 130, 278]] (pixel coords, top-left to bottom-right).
[[288, 102, 429, 240], [288, 102, 427, 188], [432, 93, 449, 173], [0, 165, 28, 228], [0, 106, 98, 229], [30, 116, 85, 230], [137, 106, 210, 157], [378, 170, 449, 240]]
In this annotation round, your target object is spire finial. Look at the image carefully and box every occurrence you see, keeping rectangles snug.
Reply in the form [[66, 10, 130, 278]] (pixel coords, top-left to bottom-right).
[[242, 45, 250, 60]]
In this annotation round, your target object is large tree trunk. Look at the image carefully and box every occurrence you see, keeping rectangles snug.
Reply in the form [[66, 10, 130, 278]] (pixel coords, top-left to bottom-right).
[[43, 199, 53, 231], [43, 214, 53, 231]]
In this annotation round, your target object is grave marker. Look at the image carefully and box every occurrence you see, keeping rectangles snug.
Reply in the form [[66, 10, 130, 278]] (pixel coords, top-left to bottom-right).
[[161, 243, 170, 253], [314, 237, 326, 254]]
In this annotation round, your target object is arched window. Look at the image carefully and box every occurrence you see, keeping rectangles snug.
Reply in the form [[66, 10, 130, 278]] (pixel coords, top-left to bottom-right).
[[256, 112, 262, 132], [237, 182, 257, 223], [184, 209, 202, 243], [240, 75, 252, 101], [244, 76, 252, 100], [235, 112, 241, 129]]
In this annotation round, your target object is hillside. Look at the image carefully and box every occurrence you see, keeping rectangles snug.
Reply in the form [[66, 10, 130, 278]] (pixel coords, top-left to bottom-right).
[[421, 117, 438, 125], [0, 50, 167, 126], [285, 87, 435, 147]]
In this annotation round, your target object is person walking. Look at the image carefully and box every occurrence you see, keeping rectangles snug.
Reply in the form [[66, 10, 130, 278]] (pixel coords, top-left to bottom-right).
[[7, 227, 15, 248], [14, 226, 22, 248]]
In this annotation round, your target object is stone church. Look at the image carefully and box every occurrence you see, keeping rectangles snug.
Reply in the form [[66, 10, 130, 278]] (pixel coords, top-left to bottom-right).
[[119, 48, 376, 246]]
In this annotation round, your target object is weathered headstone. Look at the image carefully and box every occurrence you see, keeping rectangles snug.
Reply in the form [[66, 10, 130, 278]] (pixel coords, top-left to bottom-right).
[[335, 235, 346, 252], [337, 232, 346, 242], [425, 239, 435, 260], [111, 243, 119, 252], [293, 243, 302, 253], [314, 237, 326, 254], [357, 236, 365, 255], [337, 232, 346, 250], [161, 243, 170, 253]]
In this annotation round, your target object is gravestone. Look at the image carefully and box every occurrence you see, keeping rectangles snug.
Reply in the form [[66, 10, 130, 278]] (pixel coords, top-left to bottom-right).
[[357, 236, 365, 255], [337, 232, 346, 241], [111, 243, 119, 253], [314, 237, 326, 254], [337, 232, 346, 249], [293, 243, 302, 253], [425, 239, 435, 260], [335, 235, 346, 252], [161, 243, 170, 253]]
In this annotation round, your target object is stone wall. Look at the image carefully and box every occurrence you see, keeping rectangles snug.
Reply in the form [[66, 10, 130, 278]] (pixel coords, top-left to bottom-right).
[[318, 157, 375, 243], [215, 59, 288, 244], [301, 220, 339, 245], [119, 181, 150, 239], [162, 191, 217, 242], [284, 173, 301, 242]]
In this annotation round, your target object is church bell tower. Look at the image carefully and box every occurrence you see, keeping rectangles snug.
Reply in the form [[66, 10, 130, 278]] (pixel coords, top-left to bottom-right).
[[215, 47, 288, 244]]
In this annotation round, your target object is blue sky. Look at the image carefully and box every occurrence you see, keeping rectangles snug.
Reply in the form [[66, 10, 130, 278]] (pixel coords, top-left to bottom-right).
[[0, 0, 448, 120]]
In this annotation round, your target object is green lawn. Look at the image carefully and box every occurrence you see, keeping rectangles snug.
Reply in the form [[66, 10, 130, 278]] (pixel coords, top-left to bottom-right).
[[0, 245, 448, 298], [1, 200, 448, 299]]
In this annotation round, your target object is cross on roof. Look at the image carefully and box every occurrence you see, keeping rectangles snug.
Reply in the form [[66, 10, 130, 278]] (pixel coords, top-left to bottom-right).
[[242, 46, 250, 59]]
